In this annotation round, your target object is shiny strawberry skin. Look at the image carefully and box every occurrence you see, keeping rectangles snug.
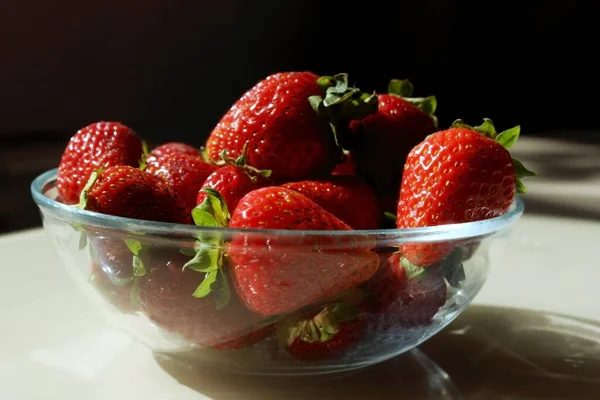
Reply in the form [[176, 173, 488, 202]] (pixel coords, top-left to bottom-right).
[[205, 72, 339, 183], [350, 95, 436, 210], [57, 121, 143, 204], [397, 128, 516, 266], [84, 165, 185, 223], [227, 187, 380, 316], [196, 165, 271, 213], [146, 142, 203, 171], [286, 315, 365, 361], [282, 175, 381, 230], [145, 153, 217, 223], [137, 251, 268, 348]]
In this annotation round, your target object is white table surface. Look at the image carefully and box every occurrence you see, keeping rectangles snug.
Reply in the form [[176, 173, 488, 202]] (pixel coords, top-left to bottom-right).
[[2, 137, 600, 399]]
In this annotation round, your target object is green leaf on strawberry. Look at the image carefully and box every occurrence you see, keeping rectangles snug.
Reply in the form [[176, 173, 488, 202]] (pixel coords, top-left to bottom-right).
[[386, 78, 438, 127], [452, 118, 537, 194], [213, 142, 272, 182], [138, 141, 150, 171], [388, 79, 414, 98], [278, 303, 360, 346], [309, 73, 378, 151], [438, 247, 467, 288], [400, 256, 427, 279], [125, 238, 146, 277], [185, 188, 231, 308], [75, 167, 104, 210]]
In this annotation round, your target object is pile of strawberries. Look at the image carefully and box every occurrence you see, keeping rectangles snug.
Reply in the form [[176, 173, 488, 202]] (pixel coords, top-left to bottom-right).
[[56, 72, 535, 361]]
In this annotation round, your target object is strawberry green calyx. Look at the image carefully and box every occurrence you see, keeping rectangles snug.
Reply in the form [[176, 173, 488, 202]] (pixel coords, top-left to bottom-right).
[[184, 188, 231, 308], [215, 142, 272, 181], [278, 303, 360, 346], [388, 79, 438, 126], [138, 141, 150, 171], [309, 73, 378, 151], [452, 118, 538, 193], [125, 238, 146, 307], [75, 167, 104, 210]]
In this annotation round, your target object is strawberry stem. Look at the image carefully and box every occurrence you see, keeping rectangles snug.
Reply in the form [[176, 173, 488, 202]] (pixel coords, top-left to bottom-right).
[[215, 142, 272, 181], [309, 73, 378, 151]]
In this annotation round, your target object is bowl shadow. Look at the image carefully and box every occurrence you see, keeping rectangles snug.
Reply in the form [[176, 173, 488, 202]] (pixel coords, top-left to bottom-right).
[[153, 305, 600, 399]]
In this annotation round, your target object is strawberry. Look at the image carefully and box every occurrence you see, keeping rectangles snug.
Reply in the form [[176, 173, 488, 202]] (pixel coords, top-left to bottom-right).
[[349, 80, 437, 212], [79, 165, 185, 223], [196, 142, 272, 213], [226, 187, 380, 316], [367, 253, 447, 328], [205, 72, 377, 183], [57, 121, 144, 204], [146, 142, 203, 171], [282, 175, 381, 230], [145, 153, 217, 223], [396, 119, 536, 267], [278, 303, 365, 361], [332, 152, 356, 176], [136, 249, 270, 348]]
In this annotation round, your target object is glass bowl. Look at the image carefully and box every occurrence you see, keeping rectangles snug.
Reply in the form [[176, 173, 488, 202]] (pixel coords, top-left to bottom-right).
[[31, 168, 524, 375]]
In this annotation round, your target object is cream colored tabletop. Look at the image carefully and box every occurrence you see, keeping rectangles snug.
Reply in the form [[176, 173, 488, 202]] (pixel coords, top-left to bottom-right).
[[1, 137, 599, 399]]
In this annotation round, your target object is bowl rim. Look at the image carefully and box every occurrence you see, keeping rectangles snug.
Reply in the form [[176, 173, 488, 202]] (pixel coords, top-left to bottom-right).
[[31, 168, 524, 240]]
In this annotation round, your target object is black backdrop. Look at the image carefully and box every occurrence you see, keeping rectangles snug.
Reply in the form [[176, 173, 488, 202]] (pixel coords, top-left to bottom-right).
[[2, 0, 599, 139]]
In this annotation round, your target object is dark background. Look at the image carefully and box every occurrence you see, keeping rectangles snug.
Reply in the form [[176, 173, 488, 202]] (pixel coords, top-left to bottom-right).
[[1, 0, 598, 233]]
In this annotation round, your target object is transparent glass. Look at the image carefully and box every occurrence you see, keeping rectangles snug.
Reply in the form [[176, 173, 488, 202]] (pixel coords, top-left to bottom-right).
[[31, 169, 524, 375]]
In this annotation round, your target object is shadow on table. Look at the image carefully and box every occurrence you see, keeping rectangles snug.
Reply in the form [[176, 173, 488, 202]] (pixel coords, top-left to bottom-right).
[[153, 305, 600, 400]]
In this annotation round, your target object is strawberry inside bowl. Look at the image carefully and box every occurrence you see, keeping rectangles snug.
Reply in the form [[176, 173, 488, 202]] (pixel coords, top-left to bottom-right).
[[31, 168, 524, 375]]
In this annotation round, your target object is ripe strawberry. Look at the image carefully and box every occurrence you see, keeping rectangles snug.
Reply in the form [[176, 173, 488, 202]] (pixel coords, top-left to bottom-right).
[[205, 72, 377, 183], [145, 153, 217, 223], [396, 119, 536, 267], [80, 165, 185, 223], [282, 175, 380, 230], [332, 152, 356, 176], [349, 80, 437, 212], [278, 303, 365, 361], [227, 187, 380, 316], [136, 250, 270, 348], [57, 121, 144, 204], [196, 143, 272, 213], [146, 142, 203, 171], [367, 253, 447, 328]]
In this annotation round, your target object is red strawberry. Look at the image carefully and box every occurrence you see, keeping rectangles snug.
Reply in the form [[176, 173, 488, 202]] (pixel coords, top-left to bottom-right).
[[367, 253, 447, 328], [205, 72, 377, 183], [278, 303, 365, 361], [396, 119, 536, 267], [81, 165, 185, 223], [146, 142, 203, 171], [145, 153, 217, 223], [349, 80, 437, 212], [282, 175, 381, 230], [136, 250, 270, 348], [332, 152, 356, 176], [196, 143, 272, 214], [227, 187, 380, 316], [57, 121, 143, 204]]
